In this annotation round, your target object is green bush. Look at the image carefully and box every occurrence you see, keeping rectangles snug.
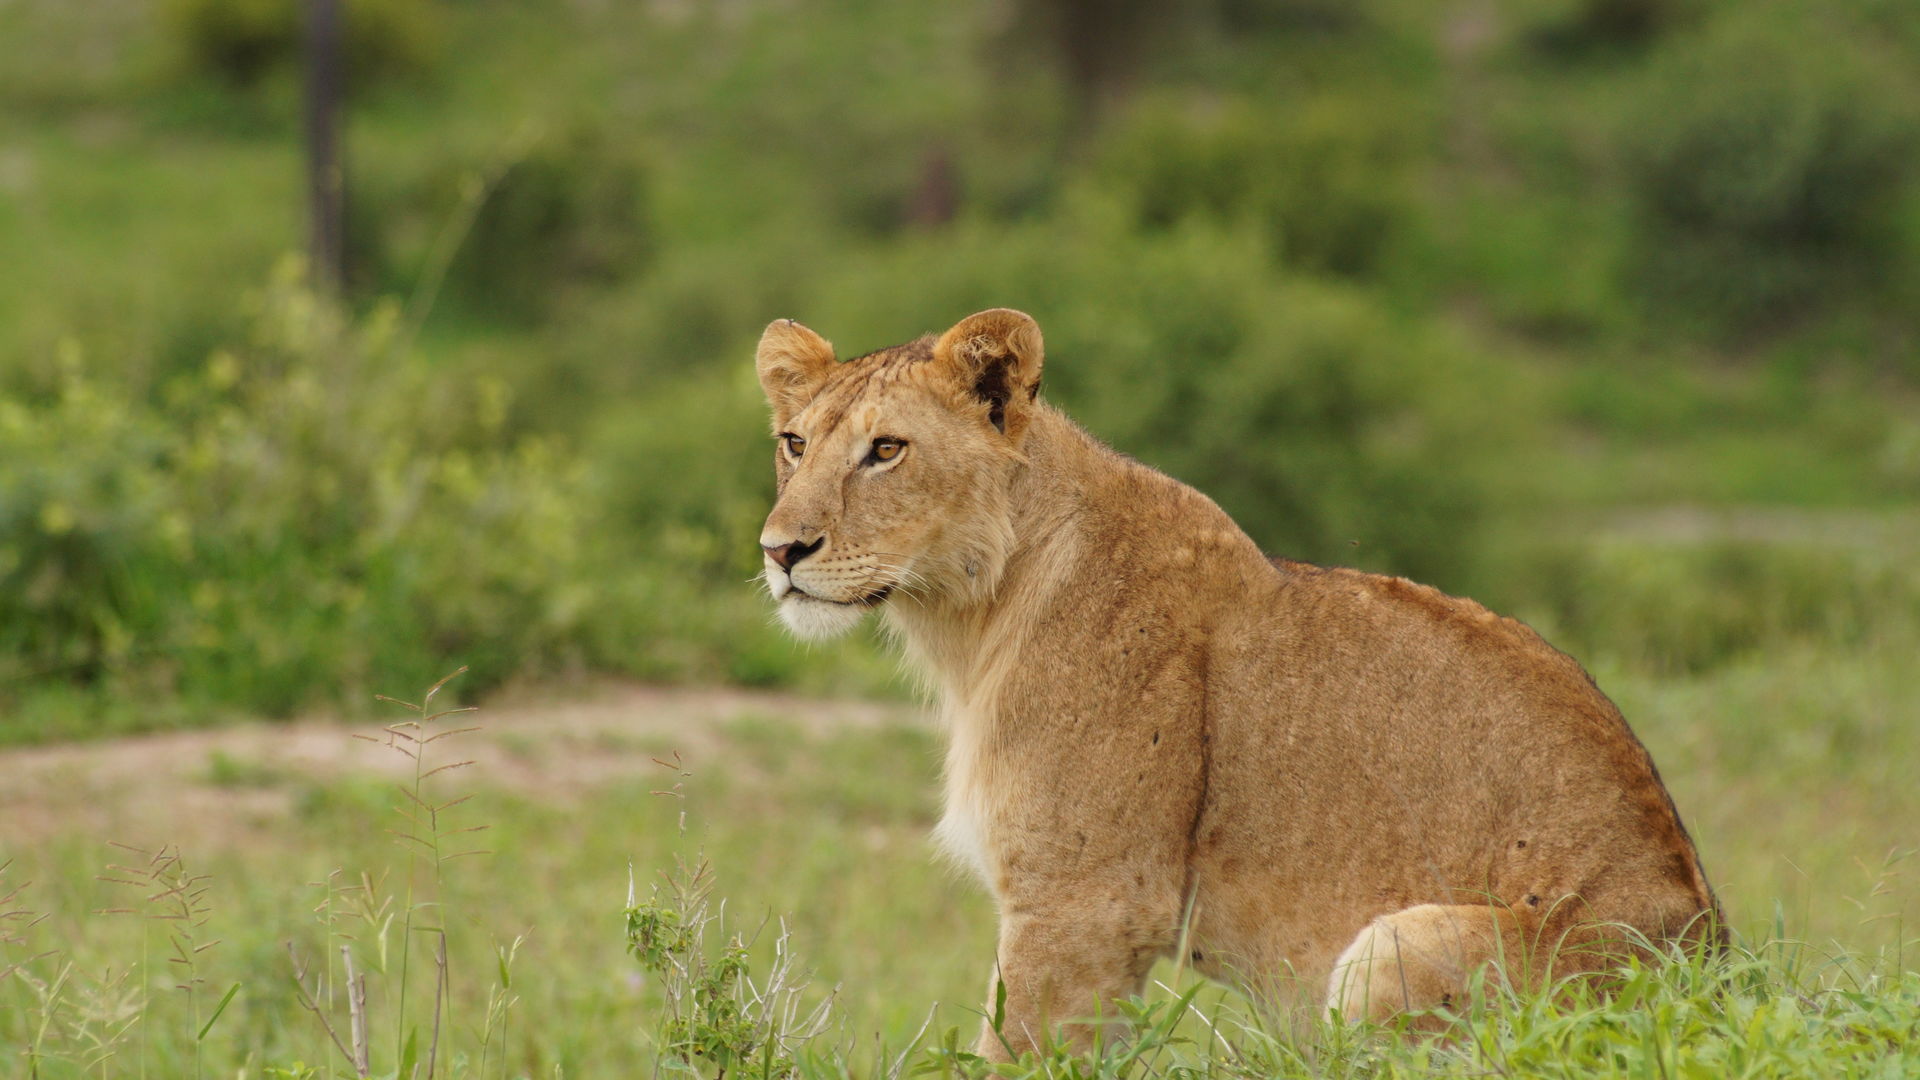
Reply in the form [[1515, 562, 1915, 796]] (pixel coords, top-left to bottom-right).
[[0, 265, 907, 737], [1113, 279, 1526, 589], [1620, 8, 1920, 328], [0, 265, 620, 724], [1088, 92, 1415, 277], [1527, 0, 1693, 54], [1506, 537, 1919, 674], [162, 0, 440, 90], [347, 124, 655, 321], [439, 126, 654, 321]]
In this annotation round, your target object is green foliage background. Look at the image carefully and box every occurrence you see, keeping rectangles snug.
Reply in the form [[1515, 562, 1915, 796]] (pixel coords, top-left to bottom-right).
[[1, 0, 1917, 731]]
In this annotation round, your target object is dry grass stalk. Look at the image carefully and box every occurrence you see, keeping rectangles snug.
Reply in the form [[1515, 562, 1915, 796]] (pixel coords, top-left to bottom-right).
[[287, 941, 357, 1065], [344, 944, 370, 1077], [0, 859, 55, 982], [428, 930, 448, 1080]]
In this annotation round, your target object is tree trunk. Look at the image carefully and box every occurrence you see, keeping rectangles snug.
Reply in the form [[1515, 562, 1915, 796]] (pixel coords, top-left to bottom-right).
[[304, 0, 347, 294]]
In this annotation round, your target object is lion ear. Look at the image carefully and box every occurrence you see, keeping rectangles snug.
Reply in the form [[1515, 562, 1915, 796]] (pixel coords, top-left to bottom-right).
[[756, 319, 836, 424], [932, 308, 1044, 440]]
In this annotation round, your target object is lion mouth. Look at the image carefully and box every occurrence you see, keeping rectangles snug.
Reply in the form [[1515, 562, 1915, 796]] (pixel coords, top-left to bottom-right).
[[788, 584, 893, 607]]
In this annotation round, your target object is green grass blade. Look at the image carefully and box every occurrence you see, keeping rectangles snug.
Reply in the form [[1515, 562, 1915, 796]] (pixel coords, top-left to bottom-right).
[[197, 982, 240, 1042]]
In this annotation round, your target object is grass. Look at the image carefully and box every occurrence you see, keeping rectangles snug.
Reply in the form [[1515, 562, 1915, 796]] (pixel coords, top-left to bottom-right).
[[2, 645, 1916, 1077]]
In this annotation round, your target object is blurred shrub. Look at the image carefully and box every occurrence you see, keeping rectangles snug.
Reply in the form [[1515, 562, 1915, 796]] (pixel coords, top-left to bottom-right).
[[1528, 0, 1693, 54], [1000, 0, 1171, 116], [440, 128, 653, 321], [1127, 280, 1521, 588], [0, 263, 877, 730], [591, 364, 774, 589], [1508, 537, 1920, 674], [0, 267, 575, 713], [1211, 0, 1370, 34], [163, 0, 440, 89], [1090, 92, 1414, 277], [1620, 9, 1920, 328], [345, 127, 653, 323]]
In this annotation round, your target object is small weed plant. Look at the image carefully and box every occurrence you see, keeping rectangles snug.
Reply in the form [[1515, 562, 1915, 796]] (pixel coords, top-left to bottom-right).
[[624, 857, 837, 1080]]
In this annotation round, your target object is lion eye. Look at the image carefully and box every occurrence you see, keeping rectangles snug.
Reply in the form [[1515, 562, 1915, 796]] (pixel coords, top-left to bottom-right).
[[781, 433, 807, 457], [871, 438, 904, 463]]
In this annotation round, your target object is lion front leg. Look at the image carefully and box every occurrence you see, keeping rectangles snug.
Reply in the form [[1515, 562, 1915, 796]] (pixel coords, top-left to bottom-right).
[[974, 898, 1173, 1061]]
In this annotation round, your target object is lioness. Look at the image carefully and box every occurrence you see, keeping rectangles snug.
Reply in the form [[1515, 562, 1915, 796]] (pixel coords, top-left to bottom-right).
[[754, 309, 1720, 1057]]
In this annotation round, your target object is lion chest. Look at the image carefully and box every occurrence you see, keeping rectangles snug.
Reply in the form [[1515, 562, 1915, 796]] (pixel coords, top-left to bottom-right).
[[933, 697, 999, 886]]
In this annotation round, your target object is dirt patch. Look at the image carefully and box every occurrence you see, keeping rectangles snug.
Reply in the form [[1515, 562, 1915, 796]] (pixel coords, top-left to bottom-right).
[[0, 683, 925, 848]]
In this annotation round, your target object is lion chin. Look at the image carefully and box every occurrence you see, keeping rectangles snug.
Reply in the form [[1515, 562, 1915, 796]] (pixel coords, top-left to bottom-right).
[[776, 595, 869, 640]]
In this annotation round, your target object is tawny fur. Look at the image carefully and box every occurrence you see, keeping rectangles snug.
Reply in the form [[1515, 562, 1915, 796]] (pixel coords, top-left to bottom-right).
[[754, 310, 1721, 1059]]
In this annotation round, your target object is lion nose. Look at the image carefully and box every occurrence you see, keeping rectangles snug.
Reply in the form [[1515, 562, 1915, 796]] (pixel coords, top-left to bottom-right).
[[762, 536, 824, 571]]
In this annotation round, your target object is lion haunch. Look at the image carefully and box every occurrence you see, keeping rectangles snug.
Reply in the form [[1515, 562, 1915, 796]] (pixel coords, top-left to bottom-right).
[[754, 309, 1720, 1057]]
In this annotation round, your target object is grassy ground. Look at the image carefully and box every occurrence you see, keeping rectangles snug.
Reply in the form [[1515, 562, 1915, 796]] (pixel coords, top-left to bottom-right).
[[3, 650, 1915, 1077]]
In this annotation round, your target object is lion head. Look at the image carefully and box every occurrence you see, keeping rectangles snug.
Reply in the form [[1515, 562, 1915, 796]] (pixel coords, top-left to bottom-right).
[[755, 309, 1045, 640]]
